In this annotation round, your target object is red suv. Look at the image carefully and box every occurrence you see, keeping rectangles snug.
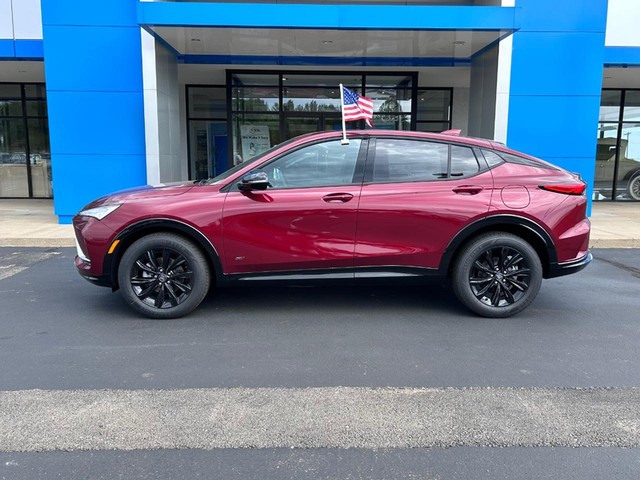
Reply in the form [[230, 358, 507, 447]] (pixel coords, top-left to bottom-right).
[[73, 130, 591, 319]]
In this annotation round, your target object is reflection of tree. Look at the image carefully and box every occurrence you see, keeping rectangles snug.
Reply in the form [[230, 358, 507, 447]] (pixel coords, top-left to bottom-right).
[[282, 99, 339, 112]]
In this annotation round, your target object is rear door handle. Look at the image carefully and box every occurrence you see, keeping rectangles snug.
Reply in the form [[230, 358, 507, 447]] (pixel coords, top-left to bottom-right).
[[322, 193, 354, 203], [452, 185, 483, 195]]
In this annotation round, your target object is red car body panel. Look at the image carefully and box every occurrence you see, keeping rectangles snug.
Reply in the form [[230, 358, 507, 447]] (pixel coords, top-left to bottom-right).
[[222, 186, 361, 273], [354, 172, 494, 269]]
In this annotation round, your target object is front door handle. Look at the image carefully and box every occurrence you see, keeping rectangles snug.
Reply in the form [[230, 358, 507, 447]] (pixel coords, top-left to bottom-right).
[[322, 193, 354, 203], [452, 185, 483, 195]]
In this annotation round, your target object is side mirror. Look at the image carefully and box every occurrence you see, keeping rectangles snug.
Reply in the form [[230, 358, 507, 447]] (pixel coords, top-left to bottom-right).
[[238, 171, 269, 191]]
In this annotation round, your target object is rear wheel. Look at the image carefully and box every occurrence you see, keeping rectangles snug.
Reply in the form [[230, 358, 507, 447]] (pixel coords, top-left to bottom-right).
[[117, 233, 211, 319], [627, 173, 640, 201], [452, 233, 542, 318]]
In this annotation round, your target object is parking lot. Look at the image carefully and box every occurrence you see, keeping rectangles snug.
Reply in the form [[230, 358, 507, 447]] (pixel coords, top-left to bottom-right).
[[1, 247, 639, 478]]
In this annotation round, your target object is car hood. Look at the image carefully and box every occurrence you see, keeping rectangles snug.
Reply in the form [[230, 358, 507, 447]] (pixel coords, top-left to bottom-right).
[[81, 182, 195, 210]]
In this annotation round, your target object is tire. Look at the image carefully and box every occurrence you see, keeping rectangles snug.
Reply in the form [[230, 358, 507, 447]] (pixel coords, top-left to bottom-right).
[[627, 173, 640, 201], [452, 233, 542, 318], [117, 233, 211, 319]]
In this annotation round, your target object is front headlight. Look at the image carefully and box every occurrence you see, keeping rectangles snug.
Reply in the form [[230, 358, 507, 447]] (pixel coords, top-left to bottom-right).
[[78, 204, 121, 220]]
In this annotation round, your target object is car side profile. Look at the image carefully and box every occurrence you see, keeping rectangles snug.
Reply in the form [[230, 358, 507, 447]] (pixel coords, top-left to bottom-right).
[[73, 130, 592, 319]]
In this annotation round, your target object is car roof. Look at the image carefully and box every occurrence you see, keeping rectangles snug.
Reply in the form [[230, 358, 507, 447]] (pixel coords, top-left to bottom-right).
[[294, 129, 497, 150]]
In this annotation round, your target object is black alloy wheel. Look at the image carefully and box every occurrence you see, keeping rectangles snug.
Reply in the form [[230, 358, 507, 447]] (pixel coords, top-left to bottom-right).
[[118, 233, 211, 319], [130, 247, 193, 309], [469, 246, 531, 308], [452, 233, 542, 318]]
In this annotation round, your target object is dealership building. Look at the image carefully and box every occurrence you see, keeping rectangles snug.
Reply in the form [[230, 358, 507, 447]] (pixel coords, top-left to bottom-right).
[[1, 0, 639, 223]]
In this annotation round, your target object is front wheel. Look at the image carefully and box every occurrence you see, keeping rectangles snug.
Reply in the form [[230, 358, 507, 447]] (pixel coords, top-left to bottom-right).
[[117, 233, 211, 319], [452, 233, 542, 318]]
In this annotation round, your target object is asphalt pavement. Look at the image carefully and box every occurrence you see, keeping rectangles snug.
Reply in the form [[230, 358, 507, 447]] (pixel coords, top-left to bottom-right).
[[1, 247, 639, 478]]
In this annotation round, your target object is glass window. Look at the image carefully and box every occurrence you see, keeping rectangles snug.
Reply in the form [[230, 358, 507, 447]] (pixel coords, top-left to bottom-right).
[[615, 123, 640, 201], [189, 120, 228, 180], [481, 149, 505, 168], [0, 101, 22, 117], [370, 114, 410, 131], [284, 116, 321, 139], [373, 139, 448, 183], [283, 87, 341, 112], [26, 100, 47, 117], [415, 122, 450, 133], [261, 139, 362, 189], [188, 87, 226, 118], [28, 118, 52, 197], [450, 145, 480, 177], [417, 89, 451, 122], [594, 124, 620, 200], [0, 85, 21, 99], [24, 84, 46, 99], [232, 113, 280, 163], [600, 90, 621, 123], [233, 87, 279, 112], [623, 91, 640, 122], [0, 118, 29, 197]]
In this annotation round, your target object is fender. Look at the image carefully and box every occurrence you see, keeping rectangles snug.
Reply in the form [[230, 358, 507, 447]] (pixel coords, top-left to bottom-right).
[[438, 214, 557, 276], [103, 218, 225, 289]]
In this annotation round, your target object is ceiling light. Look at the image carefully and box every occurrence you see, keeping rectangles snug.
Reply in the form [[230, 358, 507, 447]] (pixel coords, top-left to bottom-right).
[[322, 40, 333, 45], [190, 38, 201, 42], [453, 41, 466, 46], [282, 77, 287, 81]]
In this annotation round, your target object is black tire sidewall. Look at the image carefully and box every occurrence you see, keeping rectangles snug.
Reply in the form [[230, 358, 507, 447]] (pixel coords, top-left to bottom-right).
[[117, 233, 211, 319], [452, 233, 542, 318]]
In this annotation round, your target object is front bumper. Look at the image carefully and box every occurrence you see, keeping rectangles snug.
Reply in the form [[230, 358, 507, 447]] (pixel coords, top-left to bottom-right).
[[74, 255, 113, 288], [547, 251, 593, 278]]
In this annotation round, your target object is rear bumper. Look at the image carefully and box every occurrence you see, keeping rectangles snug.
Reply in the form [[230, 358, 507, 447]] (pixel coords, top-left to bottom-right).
[[547, 251, 592, 279]]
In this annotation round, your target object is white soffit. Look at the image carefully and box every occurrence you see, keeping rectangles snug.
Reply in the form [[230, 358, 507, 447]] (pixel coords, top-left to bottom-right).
[[150, 27, 506, 59]]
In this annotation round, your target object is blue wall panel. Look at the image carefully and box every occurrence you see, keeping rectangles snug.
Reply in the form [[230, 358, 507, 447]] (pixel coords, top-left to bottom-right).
[[53, 155, 146, 224], [0, 40, 44, 59], [42, 0, 146, 223], [41, 0, 137, 27], [0, 40, 14, 58], [139, 2, 517, 31], [514, 0, 608, 33], [46, 91, 145, 156], [43, 26, 143, 91], [507, 0, 608, 215], [509, 32, 605, 96], [604, 46, 640, 66], [507, 95, 602, 159]]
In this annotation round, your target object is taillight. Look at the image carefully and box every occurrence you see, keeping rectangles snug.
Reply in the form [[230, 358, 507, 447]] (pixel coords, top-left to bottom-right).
[[539, 183, 586, 195]]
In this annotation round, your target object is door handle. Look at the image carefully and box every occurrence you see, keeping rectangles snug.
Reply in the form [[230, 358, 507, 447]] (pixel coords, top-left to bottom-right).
[[322, 193, 354, 203], [452, 185, 483, 195]]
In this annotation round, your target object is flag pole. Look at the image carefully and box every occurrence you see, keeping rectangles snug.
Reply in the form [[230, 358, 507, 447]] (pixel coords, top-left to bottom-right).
[[339, 83, 349, 145]]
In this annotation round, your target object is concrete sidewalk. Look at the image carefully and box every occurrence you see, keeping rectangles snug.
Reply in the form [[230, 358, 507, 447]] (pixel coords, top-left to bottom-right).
[[0, 198, 639, 248]]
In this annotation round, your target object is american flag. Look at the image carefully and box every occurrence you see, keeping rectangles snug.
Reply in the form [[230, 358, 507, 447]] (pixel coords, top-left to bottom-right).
[[341, 86, 374, 127]]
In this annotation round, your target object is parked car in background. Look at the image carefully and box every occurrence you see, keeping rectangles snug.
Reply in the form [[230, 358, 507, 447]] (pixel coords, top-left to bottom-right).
[[73, 130, 591, 319], [595, 137, 640, 201]]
